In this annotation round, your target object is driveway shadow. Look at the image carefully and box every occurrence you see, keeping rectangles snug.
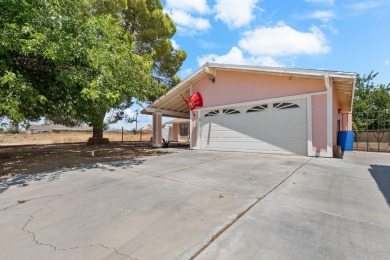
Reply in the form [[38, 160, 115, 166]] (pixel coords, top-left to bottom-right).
[[0, 159, 145, 193], [368, 164, 390, 207]]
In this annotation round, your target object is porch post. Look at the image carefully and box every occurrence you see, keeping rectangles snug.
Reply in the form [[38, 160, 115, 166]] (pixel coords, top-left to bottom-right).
[[172, 123, 179, 141], [152, 112, 162, 147], [325, 74, 333, 157]]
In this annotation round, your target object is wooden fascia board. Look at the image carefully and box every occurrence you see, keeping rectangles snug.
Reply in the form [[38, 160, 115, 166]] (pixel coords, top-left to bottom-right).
[[147, 68, 206, 108], [156, 88, 190, 111], [141, 107, 189, 119], [350, 77, 356, 112]]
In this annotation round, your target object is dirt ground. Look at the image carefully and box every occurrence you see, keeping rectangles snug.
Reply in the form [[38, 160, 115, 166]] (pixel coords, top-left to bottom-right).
[[0, 142, 170, 179], [0, 132, 152, 145]]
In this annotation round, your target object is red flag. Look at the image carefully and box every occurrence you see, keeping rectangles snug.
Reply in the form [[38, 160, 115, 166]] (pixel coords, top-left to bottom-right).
[[180, 92, 203, 117], [188, 92, 203, 110]]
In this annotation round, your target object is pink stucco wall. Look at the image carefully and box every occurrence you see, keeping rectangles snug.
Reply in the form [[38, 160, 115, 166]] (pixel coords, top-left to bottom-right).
[[191, 113, 198, 148], [192, 70, 326, 108], [191, 70, 330, 154], [172, 123, 179, 142], [312, 94, 327, 154], [152, 113, 162, 147]]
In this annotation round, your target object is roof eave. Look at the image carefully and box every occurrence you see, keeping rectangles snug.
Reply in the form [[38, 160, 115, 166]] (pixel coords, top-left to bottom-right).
[[147, 65, 207, 109], [205, 63, 357, 79], [143, 62, 357, 117]]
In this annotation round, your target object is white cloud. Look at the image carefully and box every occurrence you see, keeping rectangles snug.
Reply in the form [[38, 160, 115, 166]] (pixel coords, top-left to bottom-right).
[[124, 108, 134, 118], [171, 39, 179, 49], [385, 60, 390, 66], [164, 0, 211, 34], [178, 68, 193, 79], [305, 0, 334, 4], [214, 0, 261, 29], [306, 10, 335, 22], [345, 0, 389, 10], [166, 0, 209, 14], [320, 23, 339, 34], [294, 10, 338, 34], [197, 46, 245, 65], [238, 24, 330, 56], [167, 9, 211, 32], [197, 46, 282, 67]]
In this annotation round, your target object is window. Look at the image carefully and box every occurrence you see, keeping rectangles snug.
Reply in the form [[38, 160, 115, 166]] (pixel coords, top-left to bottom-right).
[[223, 109, 240, 115], [273, 102, 299, 110], [180, 123, 189, 136], [246, 105, 268, 113], [204, 110, 219, 117]]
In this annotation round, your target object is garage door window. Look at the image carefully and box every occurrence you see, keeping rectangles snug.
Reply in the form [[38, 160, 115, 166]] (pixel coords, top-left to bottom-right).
[[223, 109, 240, 115], [246, 104, 268, 113], [204, 110, 219, 117], [273, 102, 299, 110]]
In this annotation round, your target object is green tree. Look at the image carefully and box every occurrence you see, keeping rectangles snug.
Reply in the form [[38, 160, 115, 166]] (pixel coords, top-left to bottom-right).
[[87, 0, 187, 140], [1, 0, 185, 143], [353, 71, 390, 130], [94, 0, 187, 123]]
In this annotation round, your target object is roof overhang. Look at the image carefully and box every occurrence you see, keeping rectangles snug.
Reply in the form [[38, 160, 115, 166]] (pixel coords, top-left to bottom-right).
[[164, 118, 190, 125], [141, 63, 357, 118]]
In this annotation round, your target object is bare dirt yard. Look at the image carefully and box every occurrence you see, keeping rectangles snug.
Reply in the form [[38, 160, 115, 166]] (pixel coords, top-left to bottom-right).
[[0, 132, 151, 145], [0, 141, 167, 179]]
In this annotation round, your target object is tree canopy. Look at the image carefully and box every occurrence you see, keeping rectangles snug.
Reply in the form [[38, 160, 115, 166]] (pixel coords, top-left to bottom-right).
[[0, 0, 186, 140], [354, 71, 390, 113], [353, 71, 390, 130], [99, 0, 187, 100]]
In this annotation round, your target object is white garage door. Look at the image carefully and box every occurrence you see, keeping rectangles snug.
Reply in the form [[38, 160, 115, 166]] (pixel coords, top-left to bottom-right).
[[201, 99, 307, 155]]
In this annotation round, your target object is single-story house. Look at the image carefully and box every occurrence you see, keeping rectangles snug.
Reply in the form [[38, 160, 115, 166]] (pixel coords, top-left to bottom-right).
[[164, 118, 190, 142], [139, 125, 152, 134], [142, 63, 356, 157]]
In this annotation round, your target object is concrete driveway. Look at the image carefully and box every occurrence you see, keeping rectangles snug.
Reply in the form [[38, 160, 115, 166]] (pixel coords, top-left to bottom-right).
[[0, 150, 389, 259]]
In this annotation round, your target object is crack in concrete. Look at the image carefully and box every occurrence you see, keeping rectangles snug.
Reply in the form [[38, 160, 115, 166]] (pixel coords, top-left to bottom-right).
[[20, 197, 60, 250], [51, 243, 138, 259], [21, 214, 57, 250], [98, 244, 138, 260], [0, 194, 62, 212], [18, 197, 136, 259]]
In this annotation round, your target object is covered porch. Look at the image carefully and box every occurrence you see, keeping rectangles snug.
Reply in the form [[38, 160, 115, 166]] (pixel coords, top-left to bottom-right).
[[140, 65, 213, 147]]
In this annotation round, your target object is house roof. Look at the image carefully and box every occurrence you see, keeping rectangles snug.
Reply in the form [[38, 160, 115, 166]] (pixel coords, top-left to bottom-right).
[[141, 63, 357, 118]]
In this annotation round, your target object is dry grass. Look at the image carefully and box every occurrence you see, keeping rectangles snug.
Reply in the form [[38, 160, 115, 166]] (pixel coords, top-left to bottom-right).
[[0, 142, 164, 179], [0, 132, 152, 146]]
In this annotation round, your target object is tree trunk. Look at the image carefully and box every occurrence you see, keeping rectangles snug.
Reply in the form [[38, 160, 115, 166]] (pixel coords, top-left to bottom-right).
[[87, 127, 110, 145], [87, 111, 110, 145], [92, 127, 103, 138], [10, 121, 19, 134]]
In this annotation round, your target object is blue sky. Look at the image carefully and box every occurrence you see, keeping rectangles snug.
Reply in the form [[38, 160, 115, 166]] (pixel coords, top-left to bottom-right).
[[121, 0, 390, 130], [10, 0, 390, 130], [168, 0, 390, 82]]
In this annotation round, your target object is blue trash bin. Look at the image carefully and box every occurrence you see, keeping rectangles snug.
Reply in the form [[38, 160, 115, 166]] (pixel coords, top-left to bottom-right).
[[337, 131, 354, 151]]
